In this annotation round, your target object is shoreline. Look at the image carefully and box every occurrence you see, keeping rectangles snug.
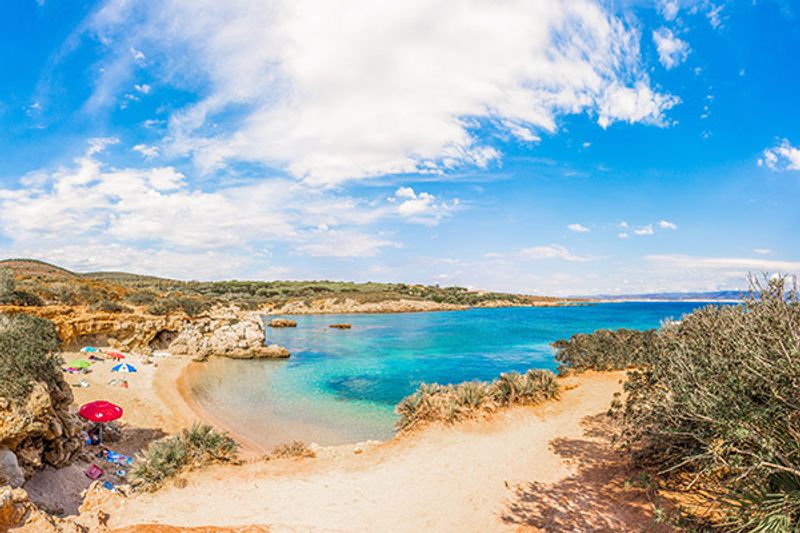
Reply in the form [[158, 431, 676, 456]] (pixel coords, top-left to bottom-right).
[[175, 360, 274, 457]]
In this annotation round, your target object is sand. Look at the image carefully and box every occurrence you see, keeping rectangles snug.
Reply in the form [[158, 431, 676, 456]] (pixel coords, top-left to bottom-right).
[[89, 370, 673, 532]]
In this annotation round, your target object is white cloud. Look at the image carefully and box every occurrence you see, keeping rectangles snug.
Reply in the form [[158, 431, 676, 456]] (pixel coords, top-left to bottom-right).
[[634, 224, 654, 236], [519, 244, 594, 262], [706, 4, 724, 29], [0, 141, 421, 272], [760, 139, 800, 171], [617, 232, 629, 239], [597, 82, 678, 129], [658, 219, 678, 230], [619, 221, 629, 228], [132, 143, 159, 160], [646, 254, 800, 273], [657, 0, 679, 21], [86, 0, 677, 185], [652, 28, 689, 70], [753, 248, 772, 255], [567, 223, 590, 233], [388, 187, 459, 225], [133, 83, 151, 94], [296, 227, 397, 258]]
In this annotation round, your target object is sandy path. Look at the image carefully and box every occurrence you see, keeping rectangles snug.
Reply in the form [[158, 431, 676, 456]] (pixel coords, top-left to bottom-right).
[[99, 371, 662, 533]]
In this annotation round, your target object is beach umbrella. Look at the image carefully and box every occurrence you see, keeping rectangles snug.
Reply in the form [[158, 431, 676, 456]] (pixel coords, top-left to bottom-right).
[[108, 352, 125, 360], [111, 363, 137, 373], [67, 359, 91, 369], [81, 347, 99, 353], [78, 400, 123, 445]]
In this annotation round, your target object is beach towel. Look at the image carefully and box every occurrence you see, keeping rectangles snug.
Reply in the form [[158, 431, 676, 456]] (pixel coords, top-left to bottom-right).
[[103, 450, 134, 465], [85, 464, 104, 480]]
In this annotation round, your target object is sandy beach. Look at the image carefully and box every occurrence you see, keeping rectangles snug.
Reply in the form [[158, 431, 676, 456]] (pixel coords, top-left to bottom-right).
[[19, 354, 674, 532]]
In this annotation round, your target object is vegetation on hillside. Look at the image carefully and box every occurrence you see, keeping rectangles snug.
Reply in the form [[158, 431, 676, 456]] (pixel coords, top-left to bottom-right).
[[0, 258, 565, 313], [396, 369, 560, 431], [553, 275, 800, 530], [0, 313, 62, 402], [129, 423, 239, 492]]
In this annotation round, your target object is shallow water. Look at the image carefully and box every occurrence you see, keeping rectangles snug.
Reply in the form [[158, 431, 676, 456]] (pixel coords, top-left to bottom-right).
[[188, 302, 722, 448]]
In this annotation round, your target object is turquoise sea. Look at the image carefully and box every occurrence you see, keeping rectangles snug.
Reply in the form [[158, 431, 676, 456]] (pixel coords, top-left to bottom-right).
[[188, 302, 724, 448]]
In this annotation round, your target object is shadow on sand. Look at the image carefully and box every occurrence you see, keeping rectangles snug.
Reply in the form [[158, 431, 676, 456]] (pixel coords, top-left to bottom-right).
[[24, 426, 167, 516], [501, 414, 676, 532]]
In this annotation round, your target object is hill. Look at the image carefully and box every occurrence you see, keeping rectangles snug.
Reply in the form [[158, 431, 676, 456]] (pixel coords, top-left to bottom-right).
[[0, 257, 571, 313]]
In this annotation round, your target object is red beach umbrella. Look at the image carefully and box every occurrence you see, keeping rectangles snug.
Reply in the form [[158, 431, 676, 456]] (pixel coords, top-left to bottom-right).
[[108, 352, 125, 360], [79, 400, 123, 423], [79, 401, 123, 445]]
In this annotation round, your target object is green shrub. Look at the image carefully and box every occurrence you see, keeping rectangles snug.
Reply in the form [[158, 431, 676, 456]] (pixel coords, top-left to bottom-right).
[[129, 423, 239, 492], [551, 328, 657, 373], [556, 275, 800, 530], [0, 314, 62, 401], [0, 268, 15, 295], [90, 300, 131, 313], [0, 290, 45, 306], [125, 290, 157, 305], [146, 296, 180, 315], [396, 369, 560, 432]]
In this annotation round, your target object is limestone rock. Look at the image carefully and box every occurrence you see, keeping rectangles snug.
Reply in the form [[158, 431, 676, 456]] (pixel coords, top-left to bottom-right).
[[0, 381, 82, 478], [0, 486, 30, 530], [329, 323, 352, 329], [0, 449, 25, 488], [169, 314, 289, 361], [269, 318, 297, 328]]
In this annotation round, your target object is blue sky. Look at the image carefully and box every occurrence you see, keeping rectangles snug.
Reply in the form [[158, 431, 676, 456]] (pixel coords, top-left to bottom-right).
[[0, 0, 798, 295]]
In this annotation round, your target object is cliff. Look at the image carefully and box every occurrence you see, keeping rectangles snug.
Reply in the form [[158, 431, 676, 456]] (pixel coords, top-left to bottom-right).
[[0, 305, 285, 360], [0, 380, 82, 482]]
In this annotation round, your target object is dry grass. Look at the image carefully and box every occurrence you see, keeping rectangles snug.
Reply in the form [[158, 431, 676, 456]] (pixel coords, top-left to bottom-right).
[[396, 369, 559, 432]]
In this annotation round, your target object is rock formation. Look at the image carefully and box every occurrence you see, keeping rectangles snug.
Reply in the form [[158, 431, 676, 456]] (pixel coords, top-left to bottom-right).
[[269, 318, 297, 328], [0, 305, 287, 361], [0, 486, 31, 530], [329, 323, 352, 329], [0, 380, 82, 479], [168, 311, 289, 361]]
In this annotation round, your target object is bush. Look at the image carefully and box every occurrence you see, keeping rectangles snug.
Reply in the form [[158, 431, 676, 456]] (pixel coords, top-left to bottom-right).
[[556, 275, 800, 530], [125, 290, 157, 305], [90, 300, 132, 313], [0, 290, 45, 306], [270, 441, 316, 459], [146, 295, 207, 317], [146, 296, 179, 315], [0, 268, 15, 295], [396, 369, 560, 432], [551, 328, 657, 374], [129, 423, 239, 492], [0, 314, 62, 401]]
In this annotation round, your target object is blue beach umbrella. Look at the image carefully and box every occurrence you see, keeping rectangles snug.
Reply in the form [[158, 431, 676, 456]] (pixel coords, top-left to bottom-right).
[[111, 363, 137, 373], [81, 346, 99, 353]]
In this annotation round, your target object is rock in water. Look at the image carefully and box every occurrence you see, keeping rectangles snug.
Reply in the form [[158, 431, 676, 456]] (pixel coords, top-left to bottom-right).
[[169, 313, 290, 361], [329, 323, 352, 329], [269, 318, 297, 328]]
